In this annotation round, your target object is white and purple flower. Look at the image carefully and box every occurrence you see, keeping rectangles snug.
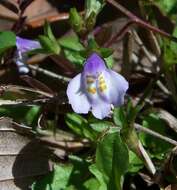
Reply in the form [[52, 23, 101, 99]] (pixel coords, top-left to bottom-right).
[[15, 36, 41, 74], [67, 53, 129, 119]]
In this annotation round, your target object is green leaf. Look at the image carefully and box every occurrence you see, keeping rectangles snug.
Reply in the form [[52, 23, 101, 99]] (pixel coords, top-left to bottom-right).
[[89, 164, 107, 190], [170, 27, 177, 51], [100, 48, 114, 58], [0, 31, 16, 54], [104, 55, 114, 68], [44, 20, 56, 42], [85, 12, 97, 31], [64, 49, 85, 67], [126, 99, 140, 123], [163, 27, 177, 68], [113, 107, 126, 128], [155, 0, 177, 16], [90, 121, 114, 133], [38, 35, 60, 54], [85, 0, 105, 19], [163, 43, 176, 68], [85, 0, 105, 30], [79, 38, 101, 58], [128, 151, 144, 173], [139, 113, 172, 159], [96, 132, 129, 190], [84, 177, 100, 190], [68, 155, 90, 189], [32, 164, 73, 190], [65, 113, 97, 140], [25, 106, 40, 126], [27, 48, 48, 55], [79, 38, 114, 68], [58, 35, 84, 51], [69, 8, 85, 33], [88, 38, 99, 50], [0, 105, 40, 127]]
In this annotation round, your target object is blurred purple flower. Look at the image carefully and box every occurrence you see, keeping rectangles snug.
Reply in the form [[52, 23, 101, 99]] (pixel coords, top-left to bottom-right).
[[15, 36, 41, 74], [16, 36, 41, 53], [67, 53, 129, 119]]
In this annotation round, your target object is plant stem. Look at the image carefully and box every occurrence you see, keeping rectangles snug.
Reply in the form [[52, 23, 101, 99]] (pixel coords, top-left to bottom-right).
[[138, 140, 156, 175], [106, 0, 177, 42], [28, 65, 71, 82], [104, 20, 134, 47], [135, 123, 177, 146], [2, 85, 54, 98]]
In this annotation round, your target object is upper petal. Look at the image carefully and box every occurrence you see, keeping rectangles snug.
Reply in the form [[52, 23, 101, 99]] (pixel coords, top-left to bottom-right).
[[67, 73, 91, 114], [91, 99, 111, 119], [16, 36, 41, 53], [83, 53, 106, 75]]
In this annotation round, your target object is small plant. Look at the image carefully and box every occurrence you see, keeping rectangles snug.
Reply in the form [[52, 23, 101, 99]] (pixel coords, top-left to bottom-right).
[[1, 0, 177, 190]]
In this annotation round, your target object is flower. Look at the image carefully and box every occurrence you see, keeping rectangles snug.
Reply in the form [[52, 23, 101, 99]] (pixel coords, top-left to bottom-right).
[[67, 53, 129, 119], [16, 36, 41, 54], [15, 36, 41, 74]]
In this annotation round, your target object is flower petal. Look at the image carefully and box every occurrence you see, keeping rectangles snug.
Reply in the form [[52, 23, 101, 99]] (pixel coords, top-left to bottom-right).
[[16, 36, 41, 53], [91, 99, 111, 119], [14, 51, 29, 74], [16, 59, 30, 74], [108, 70, 129, 106], [67, 74, 91, 114], [83, 53, 106, 75]]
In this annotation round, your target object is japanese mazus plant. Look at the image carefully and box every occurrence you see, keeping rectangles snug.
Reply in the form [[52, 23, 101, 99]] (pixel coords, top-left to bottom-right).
[[67, 53, 128, 119]]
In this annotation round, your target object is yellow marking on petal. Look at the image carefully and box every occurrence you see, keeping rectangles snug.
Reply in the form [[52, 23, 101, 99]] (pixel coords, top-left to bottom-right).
[[99, 84, 107, 92], [86, 78, 95, 84], [99, 80, 106, 85], [98, 75, 104, 80], [87, 87, 97, 94]]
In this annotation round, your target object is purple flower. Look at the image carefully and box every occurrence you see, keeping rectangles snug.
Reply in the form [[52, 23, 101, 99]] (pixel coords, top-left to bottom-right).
[[16, 36, 41, 54], [15, 36, 41, 74], [67, 53, 129, 119]]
